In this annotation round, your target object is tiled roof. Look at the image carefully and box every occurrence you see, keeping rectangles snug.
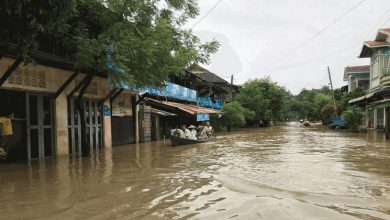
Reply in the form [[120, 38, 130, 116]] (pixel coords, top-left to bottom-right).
[[343, 65, 370, 81], [144, 97, 221, 115], [379, 28, 390, 34], [344, 65, 370, 73], [186, 65, 228, 84], [364, 41, 390, 48]]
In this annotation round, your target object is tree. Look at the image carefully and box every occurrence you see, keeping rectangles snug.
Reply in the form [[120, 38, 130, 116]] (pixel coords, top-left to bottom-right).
[[321, 104, 337, 124], [221, 102, 254, 131], [337, 87, 366, 113], [1, 0, 219, 156], [234, 77, 291, 123], [342, 107, 366, 132]]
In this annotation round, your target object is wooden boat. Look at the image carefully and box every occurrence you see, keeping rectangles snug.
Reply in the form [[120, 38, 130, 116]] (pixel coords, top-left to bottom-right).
[[170, 136, 213, 146]]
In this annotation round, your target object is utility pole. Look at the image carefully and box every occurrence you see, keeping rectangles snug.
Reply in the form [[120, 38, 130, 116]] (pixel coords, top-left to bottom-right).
[[230, 75, 234, 101], [328, 66, 338, 117]]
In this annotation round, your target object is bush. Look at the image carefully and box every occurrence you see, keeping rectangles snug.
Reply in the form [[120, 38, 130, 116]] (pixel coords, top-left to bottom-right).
[[321, 104, 337, 124], [221, 102, 254, 131], [341, 107, 365, 131]]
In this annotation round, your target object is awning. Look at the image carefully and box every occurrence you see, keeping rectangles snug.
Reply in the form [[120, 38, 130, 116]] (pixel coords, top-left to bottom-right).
[[144, 97, 221, 115], [150, 108, 177, 116], [348, 92, 375, 104], [368, 99, 390, 109]]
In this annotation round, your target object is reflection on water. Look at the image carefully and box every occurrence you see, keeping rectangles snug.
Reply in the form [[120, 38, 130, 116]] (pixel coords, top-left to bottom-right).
[[1, 122, 390, 219]]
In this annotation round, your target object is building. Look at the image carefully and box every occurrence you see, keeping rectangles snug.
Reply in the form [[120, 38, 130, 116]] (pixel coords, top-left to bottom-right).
[[349, 28, 390, 137], [0, 45, 141, 161], [343, 65, 370, 92], [137, 65, 238, 142]]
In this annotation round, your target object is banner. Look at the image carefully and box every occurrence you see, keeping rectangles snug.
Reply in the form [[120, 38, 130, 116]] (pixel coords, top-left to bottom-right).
[[196, 113, 210, 122]]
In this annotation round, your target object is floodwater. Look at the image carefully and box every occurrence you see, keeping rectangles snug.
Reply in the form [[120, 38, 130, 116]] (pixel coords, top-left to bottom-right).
[[1, 122, 390, 220]]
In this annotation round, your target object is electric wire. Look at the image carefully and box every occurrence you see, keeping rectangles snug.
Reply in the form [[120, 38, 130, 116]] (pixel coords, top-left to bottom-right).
[[191, 0, 224, 28], [262, 0, 368, 71]]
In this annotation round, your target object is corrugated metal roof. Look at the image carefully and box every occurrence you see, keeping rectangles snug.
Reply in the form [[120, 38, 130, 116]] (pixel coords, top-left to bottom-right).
[[145, 97, 221, 115], [186, 65, 229, 84], [364, 41, 390, 48], [345, 65, 370, 73], [343, 65, 370, 81], [359, 41, 390, 58]]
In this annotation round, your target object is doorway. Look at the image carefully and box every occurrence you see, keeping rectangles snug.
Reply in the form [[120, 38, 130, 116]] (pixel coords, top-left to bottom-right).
[[27, 94, 54, 159], [68, 98, 103, 154]]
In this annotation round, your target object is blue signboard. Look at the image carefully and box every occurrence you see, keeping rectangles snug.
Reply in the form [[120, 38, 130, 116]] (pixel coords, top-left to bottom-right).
[[103, 105, 111, 116], [137, 82, 198, 103], [198, 97, 224, 109], [197, 113, 210, 122]]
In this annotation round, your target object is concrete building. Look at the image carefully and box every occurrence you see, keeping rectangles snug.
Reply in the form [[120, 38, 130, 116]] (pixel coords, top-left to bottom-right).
[[0, 49, 139, 160], [137, 65, 237, 142], [349, 28, 390, 137], [343, 65, 370, 92]]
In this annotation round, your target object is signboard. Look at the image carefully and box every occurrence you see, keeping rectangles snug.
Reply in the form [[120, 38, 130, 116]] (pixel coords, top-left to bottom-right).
[[103, 105, 111, 116], [198, 97, 224, 109], [112, 93, 132, 117], [137, 82, 197, 103], [196, 113, 210, 122]]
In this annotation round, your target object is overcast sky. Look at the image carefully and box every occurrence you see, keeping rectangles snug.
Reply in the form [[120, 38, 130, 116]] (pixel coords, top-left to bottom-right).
[[186, 0, 390, 94]]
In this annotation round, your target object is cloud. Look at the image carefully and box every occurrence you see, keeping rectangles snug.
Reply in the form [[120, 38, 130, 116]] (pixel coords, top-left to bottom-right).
[[189, 0, 390, 94]]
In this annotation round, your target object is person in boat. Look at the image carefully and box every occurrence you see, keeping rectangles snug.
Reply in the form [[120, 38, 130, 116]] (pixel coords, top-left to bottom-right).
[[188, 125, 197, 140], [204, 122, 214, 138], [171, 128, 184, 138], [181, 125, 191, 138], [197, 125, 208, 140]]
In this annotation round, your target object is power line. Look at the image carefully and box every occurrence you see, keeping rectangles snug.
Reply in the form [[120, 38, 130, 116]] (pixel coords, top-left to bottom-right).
[[262, 0, 368, 71], [191, 0, 224, 28]]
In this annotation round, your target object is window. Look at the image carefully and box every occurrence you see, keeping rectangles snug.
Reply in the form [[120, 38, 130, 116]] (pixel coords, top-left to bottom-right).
[[379, 49, 390, 77]]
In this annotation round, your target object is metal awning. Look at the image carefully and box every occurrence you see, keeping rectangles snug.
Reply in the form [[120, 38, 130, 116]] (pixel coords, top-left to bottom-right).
[[144, 97, 221, 115], [368, 99, 390, 109], [348, 92, 375, 104], [150, 108, 177, 116]]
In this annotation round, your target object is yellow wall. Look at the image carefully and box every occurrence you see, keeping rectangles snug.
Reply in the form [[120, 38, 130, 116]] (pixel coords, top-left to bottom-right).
[[0, 57, 115, 156]]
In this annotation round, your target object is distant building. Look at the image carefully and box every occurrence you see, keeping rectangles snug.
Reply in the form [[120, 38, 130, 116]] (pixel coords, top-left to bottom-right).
[[343, 65, 370, 92]]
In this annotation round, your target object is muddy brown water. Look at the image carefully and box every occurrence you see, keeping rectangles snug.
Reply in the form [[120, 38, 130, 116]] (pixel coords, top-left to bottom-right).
[[1, 122, 390, 219]]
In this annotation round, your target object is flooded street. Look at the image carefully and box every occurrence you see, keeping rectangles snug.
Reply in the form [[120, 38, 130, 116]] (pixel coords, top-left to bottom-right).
[[1, 122, 390, 219]]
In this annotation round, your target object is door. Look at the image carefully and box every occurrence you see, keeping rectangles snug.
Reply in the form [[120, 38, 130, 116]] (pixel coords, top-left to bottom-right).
[[68, 98, 103, 154], [27, 94, 54, 159]]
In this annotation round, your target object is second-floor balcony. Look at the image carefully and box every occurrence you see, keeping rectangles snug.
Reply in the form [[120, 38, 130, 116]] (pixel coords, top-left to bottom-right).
[[380, 74, 390, 87]]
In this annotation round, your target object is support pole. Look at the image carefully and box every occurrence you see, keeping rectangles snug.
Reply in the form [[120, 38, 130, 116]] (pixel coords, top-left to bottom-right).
[[110, 88, 124, 103], [67, 74, 89, 99], [328, 66, 338, 117], [0, 56, 22, 87], [386, 107, 390, 139], [104, 88, 118, 102], [230, 74, 234, 101], [54, 70, 78, 99], [75, 74, 93, 157]]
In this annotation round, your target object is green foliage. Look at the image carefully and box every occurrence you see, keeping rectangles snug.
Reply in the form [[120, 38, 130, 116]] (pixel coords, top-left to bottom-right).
[[290, 87, 333, 121], [0, 0, 76, 61], [337, 87, 366, 113], [234, 77, 292, 122], [341, 107, 366, 131], [221, 102, 255, 129], [1, 0, 219, 88], [320, 104, 337, 124]]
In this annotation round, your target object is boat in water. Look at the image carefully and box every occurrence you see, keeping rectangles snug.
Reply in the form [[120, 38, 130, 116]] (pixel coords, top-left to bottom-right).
[[170, 136, 213, 146]]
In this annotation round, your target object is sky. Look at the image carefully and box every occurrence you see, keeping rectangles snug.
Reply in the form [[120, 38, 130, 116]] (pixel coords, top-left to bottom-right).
[[186, 0, 390, 94]]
